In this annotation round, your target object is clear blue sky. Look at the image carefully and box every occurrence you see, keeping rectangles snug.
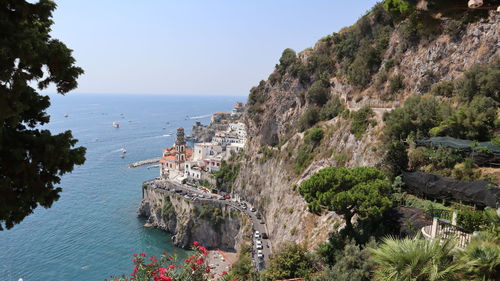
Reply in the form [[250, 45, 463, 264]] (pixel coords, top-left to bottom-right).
[[46, 0, 379, 96]]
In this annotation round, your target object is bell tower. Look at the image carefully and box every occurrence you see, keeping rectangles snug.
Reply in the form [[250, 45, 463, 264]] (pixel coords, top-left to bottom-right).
[[175, 128, 186, 169]]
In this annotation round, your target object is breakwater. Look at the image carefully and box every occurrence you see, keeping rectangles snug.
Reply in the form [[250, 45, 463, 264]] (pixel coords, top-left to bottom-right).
[[129, 158, 161, 168]]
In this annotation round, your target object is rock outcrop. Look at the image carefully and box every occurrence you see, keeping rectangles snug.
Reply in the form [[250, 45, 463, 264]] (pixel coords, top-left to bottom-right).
[[138, 183, 248, 250], [232, 11, 499, 250]]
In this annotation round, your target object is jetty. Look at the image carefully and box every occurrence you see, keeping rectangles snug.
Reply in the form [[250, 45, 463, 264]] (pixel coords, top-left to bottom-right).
[[129, 158, 161, 168]]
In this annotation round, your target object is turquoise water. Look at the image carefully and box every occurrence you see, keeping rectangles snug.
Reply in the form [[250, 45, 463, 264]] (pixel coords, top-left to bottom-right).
[[0, 94, 240, 281]]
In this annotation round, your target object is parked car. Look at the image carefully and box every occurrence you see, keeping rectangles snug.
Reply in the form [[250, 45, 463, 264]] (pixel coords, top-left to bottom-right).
[[250, 208, 256, 212], [261, 233, 268, 239], [254, 231, 260, 238], [218, 197, 225, 201], [256, 244, 263, 250]]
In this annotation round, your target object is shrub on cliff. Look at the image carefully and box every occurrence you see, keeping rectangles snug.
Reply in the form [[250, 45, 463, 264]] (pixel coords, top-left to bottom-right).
[[263, 242, 317, 281], [319, 96, 345, 121], [308, 80, 330, 106], [277, 48, 298, 74], [214, 161, 240, 192], [229, 244, 258, 281], [298, 106, 320, 131], [350, 106, 376, 139], [305, 127, 324, 146]]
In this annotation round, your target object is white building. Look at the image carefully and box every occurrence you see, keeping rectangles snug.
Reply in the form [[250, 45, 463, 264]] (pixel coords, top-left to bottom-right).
[[226, 143, 245, 160], [184, 161, 202, 180], [213, 131, 244, 146], [228, 122, 247, 139], [192, 143, 223, 161]]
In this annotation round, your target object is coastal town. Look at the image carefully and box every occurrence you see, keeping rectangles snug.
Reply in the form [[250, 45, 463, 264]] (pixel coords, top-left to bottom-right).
[[136, 102, 272, 275], [159, 103, 246, 183]]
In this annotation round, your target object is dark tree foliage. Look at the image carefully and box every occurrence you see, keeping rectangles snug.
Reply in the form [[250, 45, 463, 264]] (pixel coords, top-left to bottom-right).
[[454, 57, 500, 103], [307, 80, 329, 106], [214, 161, 240, 192], [350, 106, 375, 139], [277, 48, 297, 74], [263, 242, 317, 281], [0, 0, 86, 230], [383, 95, 449, 141], [298, 106, 320, 132], [430, 96, 498, 141], [319, 96, 345, 121], [314, 239, 376, 281], [299, 167, 392, 233]]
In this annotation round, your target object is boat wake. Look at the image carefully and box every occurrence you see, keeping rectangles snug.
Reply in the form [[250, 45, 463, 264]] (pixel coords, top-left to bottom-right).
[[187, 114, 211, 120]]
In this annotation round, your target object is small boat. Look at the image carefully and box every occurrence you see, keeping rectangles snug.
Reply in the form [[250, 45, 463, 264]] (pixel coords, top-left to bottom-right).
[[120, 153, 125, 159], [112, 121, 120, 128], [64, 114, 69, 118], [120, 147, 127, 153]]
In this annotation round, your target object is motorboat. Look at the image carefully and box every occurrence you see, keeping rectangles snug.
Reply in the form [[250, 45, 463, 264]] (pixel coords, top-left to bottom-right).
[[112, 121, 120, 128]]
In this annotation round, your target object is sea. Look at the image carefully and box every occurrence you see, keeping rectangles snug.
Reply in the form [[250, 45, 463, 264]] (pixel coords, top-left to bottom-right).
[[0, 93, 241, 281]]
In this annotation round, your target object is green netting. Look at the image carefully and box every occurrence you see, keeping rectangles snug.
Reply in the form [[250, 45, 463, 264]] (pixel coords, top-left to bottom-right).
[[416, 136, 500, 154]]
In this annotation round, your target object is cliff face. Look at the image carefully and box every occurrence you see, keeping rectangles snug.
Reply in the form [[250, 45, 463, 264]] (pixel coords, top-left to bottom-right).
[[138, 183, 248, 250], [233, 11, 499, 250]]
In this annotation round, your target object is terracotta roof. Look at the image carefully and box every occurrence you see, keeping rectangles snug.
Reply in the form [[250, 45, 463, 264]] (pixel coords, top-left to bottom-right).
[[161, 147, 193, 162]]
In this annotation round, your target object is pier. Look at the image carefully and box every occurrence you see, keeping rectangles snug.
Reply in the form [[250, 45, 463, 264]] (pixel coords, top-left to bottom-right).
[[128, 158, 161, 168]]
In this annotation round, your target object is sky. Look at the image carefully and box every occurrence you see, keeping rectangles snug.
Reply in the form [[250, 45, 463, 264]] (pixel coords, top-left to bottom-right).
[[44, 0, 379, 96]]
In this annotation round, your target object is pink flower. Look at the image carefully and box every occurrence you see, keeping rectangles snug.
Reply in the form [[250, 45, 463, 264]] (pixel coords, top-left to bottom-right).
[[205, 267, 210, 273], [132, 258, 136, 263], [193, 241, 199, 246], [169, 264, 175, 269], [140, 252, 146, 257], [133, 253, 138, 257], [198, 246, 208, 256], [131, 266, 138, 276], [150, 256, 157, 262], [161, 276, 172, 281], [195, 258, 204, 265]]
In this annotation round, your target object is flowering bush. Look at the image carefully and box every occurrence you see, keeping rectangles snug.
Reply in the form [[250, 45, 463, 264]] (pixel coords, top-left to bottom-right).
[[109, 242, 236, 281]]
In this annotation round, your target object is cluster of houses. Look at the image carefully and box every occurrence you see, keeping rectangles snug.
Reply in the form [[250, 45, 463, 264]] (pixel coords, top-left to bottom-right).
[[159, 103, 247, 183]]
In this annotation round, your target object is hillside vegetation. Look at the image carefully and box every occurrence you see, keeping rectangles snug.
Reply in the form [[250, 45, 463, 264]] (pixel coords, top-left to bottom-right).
[[224, 1, 500, 280]]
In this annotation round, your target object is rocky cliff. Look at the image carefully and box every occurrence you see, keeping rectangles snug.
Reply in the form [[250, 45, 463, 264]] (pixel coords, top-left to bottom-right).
[[230, 9, 499, 250], [138, 182, 250, 250]]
